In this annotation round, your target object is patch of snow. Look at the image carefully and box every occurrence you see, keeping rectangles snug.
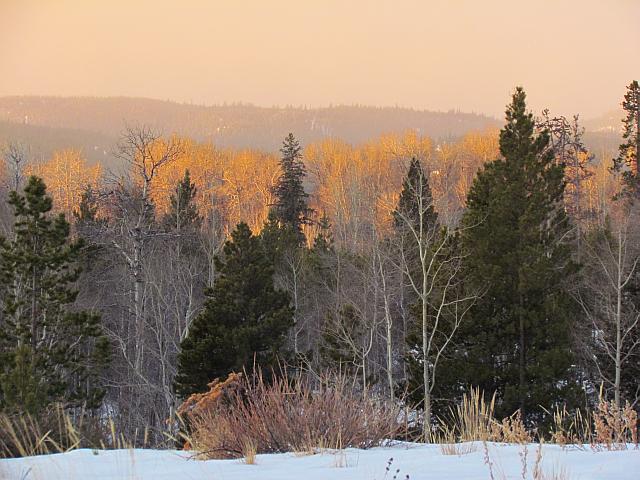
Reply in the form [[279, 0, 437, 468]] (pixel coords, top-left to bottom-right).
[[1, 442, 638, 480]]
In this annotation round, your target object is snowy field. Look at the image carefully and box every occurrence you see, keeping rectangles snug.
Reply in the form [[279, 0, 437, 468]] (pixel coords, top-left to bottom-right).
[[1, 442, 638, 480]]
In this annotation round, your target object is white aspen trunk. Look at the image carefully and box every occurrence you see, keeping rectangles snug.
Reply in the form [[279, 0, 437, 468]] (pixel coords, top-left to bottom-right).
[[615, 229, 623, 409]]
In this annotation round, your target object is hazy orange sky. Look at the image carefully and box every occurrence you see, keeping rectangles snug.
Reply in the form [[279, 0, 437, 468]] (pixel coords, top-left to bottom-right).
[[1, 0, 638, 118]]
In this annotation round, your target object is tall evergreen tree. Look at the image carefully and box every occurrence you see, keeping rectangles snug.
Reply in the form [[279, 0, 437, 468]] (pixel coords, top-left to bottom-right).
[[612, 80, 640, 197], [174, 222, 293, 397], [392, 157, 438, 235], [460, 88, 581, 424], [163, 169, 201, 232], [0, 176, 109, 413], [271, 133, 312, 243]]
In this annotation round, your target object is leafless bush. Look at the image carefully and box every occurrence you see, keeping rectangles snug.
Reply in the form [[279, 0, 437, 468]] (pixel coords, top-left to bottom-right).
[[179, 370, 403, 459]]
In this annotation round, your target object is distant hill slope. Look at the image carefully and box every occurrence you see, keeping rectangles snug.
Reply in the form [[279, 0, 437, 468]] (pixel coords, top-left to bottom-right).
[[0, 96, 622, 169], [0, 121, 118, 166], [0, 96, 500, 152]]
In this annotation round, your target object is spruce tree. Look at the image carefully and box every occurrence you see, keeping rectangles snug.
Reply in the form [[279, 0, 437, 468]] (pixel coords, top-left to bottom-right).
[[612, 80, 640, 197], [392, 157, 439, 293], [271, 133, 312, 244], [174, 222, 293, 397], [0, 176, 109, 413], [460, 88, 581, 424], [163, 169, 201, 232], [392, 157, 438, 235]]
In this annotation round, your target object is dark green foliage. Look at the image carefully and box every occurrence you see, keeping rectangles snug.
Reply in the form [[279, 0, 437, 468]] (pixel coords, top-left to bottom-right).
[[0, 176, 109, 413], [260, 210, 302, 265], [459, 88, 581, 424], [174, 222, 293, 397], [271, 133, 313, 244], [392, 157, 438, 236], [612, 80, 640, 198], [163, 169, 202, 232], [392, 157, 439, 286]]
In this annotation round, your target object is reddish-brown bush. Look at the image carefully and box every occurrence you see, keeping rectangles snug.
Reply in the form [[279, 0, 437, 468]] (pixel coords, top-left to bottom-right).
[[178, 371, 403, 458]]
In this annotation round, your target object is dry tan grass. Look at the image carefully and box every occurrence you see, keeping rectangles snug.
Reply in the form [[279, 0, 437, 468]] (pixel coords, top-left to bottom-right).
[[496, 410, 531, 444], [546, 405, 592, 447], [241, 439, 257, 465], [0, 405, 82, 458], [447, 387, 498, 442], [592, 399, 638, 450], [437, 388, 529, 445], [435, 424, 477, 455], [0, 405, 148, 458]]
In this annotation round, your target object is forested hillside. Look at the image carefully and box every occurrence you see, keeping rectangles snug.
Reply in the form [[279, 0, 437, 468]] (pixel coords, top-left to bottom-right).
[[0, 96, 499, 153]]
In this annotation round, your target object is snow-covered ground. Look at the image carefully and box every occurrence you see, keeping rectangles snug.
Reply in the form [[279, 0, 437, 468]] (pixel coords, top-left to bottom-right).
[[1, 442, 638, 480]]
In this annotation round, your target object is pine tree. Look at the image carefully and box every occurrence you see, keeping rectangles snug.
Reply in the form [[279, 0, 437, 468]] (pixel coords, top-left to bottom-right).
[[460, 88, 581, 424], [392, 157, 438, 235], [0, 176, 109, 413], [392, 157, 439, 297], [174, 222, 293, 397], [271, 133, 313, 243], [163, 169, 201, 232], [612, 80, 640, 197]]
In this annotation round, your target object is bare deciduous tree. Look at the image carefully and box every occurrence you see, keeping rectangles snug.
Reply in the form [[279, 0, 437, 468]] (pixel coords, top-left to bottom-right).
[[391, 160, 481, 437], [577, 207, 640, 408]]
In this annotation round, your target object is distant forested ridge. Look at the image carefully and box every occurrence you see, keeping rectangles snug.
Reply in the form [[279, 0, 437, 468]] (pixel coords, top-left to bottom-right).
[[0, 96, 498, 162]]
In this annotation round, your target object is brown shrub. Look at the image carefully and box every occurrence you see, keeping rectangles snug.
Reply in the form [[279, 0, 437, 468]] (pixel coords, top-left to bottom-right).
[[179, 370, 403, 459]]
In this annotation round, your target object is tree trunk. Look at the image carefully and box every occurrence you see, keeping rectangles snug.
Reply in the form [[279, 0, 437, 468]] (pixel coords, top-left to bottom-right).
[[422, 277, 432, 439], [614, 229, 623, 409], [519, 295, 526, 415], [133, 233, 144, 372], [384, 295, 394, 401]]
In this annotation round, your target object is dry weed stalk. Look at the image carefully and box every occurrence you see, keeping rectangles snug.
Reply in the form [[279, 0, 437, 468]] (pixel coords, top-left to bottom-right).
[[0, 405, 148, 458], [241, 439, 257, 465], [438, 388, 530, 445], [547, 406, 591, 447], [592, 399, 638, 450]]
